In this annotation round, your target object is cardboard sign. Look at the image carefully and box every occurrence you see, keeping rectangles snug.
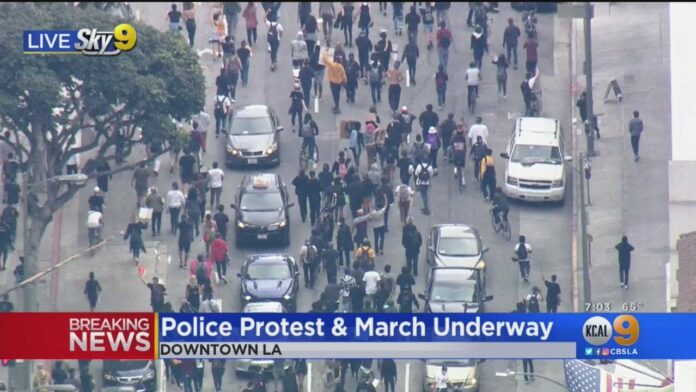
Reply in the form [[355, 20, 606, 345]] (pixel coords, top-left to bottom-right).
[[318, 47, 335, 66]]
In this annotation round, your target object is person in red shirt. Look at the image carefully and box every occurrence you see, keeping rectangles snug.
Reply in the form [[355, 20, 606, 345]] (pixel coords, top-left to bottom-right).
[[189, 254, 213, 286], [523, 31, 538, 74], [435, 22, 453, 71], [210, 234, 229, 284]]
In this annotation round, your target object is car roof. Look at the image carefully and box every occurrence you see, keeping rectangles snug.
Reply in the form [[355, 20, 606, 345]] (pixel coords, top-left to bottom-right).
[[432, 267, 478, 283], [435, 224, 479, 238], [515, 117, 560, 146], [243, 302, 285, 313], [246, 254, 293, 264], [241, 173, 281, 193], [234, 105, 271, 118]]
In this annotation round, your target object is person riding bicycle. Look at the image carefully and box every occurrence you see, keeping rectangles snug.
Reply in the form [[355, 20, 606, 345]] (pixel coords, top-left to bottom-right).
[[491, 187, 509, 224], [301, 113, 319, 163], [450, 128, 467, 178], [86, 209, 103, 247], [514, 235, 532, 282], [465, 62, 482, 107]]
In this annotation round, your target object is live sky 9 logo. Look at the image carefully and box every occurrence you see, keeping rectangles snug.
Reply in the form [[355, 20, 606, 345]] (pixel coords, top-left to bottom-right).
[[23, 23, 137, 56], [583, 315, 639, 346]]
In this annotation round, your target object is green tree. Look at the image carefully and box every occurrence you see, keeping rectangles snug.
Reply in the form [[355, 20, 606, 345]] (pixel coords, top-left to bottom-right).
[[0, 3, 204, 275]]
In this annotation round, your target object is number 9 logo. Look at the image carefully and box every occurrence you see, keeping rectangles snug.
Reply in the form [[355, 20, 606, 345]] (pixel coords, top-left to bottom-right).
[[613, 315, 639, 346], [114, 23, 137, 52]]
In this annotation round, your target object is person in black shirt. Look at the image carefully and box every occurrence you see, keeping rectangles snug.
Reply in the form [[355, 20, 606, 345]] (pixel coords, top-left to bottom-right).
[[303, 12, 318, 59], [307, 170, 322, 226], [397, 287, 419, 313], [237, 40, 252, 86], [123, 214, 147, 263], [299, 59, 314, 107], [405, 5, 421, 42], [418, 104, 439, 140], [178, 148, 197, 193], [3, 180, 19, 206], [84, 272, 102, 311], [0, 293, 13, 312], [345, 53, 360, 103], [543, 274, 561, 313], [167, 3, 182, 32], [289, 84, 306, 132], [396, 266, 415, 292], [52, 361, 68, 385], [140, 275, 167, 312], [292, 169, 310, 223], [355, 31, 372, 80], [213, 204, 229, 241], [0, 220, 10, 270], [88, 187, 105, 212]]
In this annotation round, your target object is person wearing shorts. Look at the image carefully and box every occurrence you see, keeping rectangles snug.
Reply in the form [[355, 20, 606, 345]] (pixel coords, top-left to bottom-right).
[[178, 148, 197, 194], [178, 214, 194, 268]]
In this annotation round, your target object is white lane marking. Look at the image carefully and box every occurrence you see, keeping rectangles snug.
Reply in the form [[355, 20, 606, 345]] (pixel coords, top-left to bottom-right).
[[405, 363, 411, 392], [307, 362, 312, 392]]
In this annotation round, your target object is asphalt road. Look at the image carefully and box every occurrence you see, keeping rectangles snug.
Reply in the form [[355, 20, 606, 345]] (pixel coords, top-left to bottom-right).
[[27, 3, 573, 392]]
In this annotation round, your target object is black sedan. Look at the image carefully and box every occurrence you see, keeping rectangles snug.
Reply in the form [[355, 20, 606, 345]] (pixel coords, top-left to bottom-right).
[[238, 254, 300, 312], [225, 105, 283, 167], [418, 267, 493, 313], [231, 173, 293, 247], [102, 360, 157, 392]]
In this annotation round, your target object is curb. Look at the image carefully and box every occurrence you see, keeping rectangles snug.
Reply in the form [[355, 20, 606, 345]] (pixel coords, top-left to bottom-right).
[[569, 15, 581, 313]]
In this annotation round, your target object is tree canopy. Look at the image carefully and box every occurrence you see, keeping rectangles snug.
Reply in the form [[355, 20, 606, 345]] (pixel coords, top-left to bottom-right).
[[0, 2, 205, 233]]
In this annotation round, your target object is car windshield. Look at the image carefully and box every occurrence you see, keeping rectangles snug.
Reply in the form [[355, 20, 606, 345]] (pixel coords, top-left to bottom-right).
[[437, 237, 479, 257], [511, 145, 562, 165], [427, 359, 475, 367], [240, 193, 284, 211], [247, 262, 291, 279], [431, 281, 477, 302], [106, 360, 150, 371], [230, 117, 273, 135]]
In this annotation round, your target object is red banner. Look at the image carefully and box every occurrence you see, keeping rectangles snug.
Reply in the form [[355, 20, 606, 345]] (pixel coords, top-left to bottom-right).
[[0, 313, 156, 360]]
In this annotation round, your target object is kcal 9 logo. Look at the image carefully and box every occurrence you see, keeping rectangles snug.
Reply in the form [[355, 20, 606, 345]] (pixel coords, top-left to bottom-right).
[[582, 315, 639, 346]]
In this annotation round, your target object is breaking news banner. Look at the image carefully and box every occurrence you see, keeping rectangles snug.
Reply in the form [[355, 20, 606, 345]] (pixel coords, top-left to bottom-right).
[[1, 313, 696, 360]]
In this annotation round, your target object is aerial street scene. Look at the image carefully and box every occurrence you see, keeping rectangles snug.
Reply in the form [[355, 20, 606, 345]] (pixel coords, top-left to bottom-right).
[[0, 1, 694, 392]]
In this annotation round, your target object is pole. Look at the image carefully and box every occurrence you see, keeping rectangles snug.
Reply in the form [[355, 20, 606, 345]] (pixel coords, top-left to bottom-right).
[[584, 2, 596, 157], [586, 174, 591, 205], [578, 154, 592, 306]]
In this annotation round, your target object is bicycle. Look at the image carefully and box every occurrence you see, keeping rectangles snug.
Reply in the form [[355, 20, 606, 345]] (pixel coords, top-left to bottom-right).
[[467, 85, 478, 114], [490, 208, 511, 241], [299, 142, 319, 171]]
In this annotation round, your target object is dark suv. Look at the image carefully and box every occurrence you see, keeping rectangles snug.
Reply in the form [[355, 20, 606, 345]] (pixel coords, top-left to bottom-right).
[[238, 254, 300, 312], [102, 360, 156, 392], [231, 173, 293, 247]]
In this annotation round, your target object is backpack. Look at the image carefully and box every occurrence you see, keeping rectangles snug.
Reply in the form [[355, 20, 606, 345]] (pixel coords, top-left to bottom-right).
[[417, 164, 431, 182], [440, 32, 451, 48], [526, 295, 540, 313], [414, 144, 428, 163], [398, 186, 412, 204], [426, 133, 439, 149], [196, 262, 208, 283], [337, 161, 348, 178], [369, 67, 381, 84], [517, 243, 528, 261], [357, 246, 372, 268], [380, 276, 394, 297], [214, 96, 225, 118], [267, 23, 279, 43], [305, 245, 318, 264]]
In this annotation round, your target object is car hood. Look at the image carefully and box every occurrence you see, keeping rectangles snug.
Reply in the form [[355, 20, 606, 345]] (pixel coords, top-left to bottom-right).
[[428, 301, 480, 313], [433, 253, 482, 269], [507, 161, 563, 181], [243, 278, 293, 299], [103, 361, 152, 377], [228, 133, 274, 151], [240, 209, 285, 226], [426, 364, 476, 384]]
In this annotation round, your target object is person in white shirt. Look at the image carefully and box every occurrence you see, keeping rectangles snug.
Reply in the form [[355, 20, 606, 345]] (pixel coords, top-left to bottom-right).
[[434, 366, 450, 392], [207, 161, 225, 208], [394, 183, 414, 226], [191, 110, 211, 152], [363, 265, 381, 308], [213, 94, 233, 138], [166, 182, 187, 235], [409, 161, 434, 215], [465, 62, 482, 107], [468, 116, 489, 146], [514, 235, 533, 282], [86, 210, 103, 247]]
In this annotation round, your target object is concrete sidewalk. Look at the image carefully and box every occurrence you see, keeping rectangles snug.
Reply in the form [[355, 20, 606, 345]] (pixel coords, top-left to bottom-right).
[[572, 3, 671, 314]]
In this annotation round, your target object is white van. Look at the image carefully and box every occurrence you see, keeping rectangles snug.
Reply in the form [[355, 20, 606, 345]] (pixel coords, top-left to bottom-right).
[[500, 117, 572, 203]]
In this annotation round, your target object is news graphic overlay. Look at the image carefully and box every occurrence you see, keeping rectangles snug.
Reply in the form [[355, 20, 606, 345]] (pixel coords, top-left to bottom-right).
[[582, 314, 641, 357], [23, 23, 137, 56], [0, 313, 155, 360]]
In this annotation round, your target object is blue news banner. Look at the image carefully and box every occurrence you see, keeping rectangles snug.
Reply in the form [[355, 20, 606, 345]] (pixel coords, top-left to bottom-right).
[[156, 313, 696, 360]]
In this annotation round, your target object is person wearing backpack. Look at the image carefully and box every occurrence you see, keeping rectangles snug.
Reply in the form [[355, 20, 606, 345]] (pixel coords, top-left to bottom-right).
[[368, 60, 383, 105], [355, 238, 376, 270], [402, 217, 422, 275], [436, 21, 452, 70], [395, 182, 414, 226], [213, 94, 232, 137], [514, 235, 533, 283], [425, 126, 440, 174], [525, 286, 542, 313], [336, 217, 353, 267], [377, 264, 395, 311], [266, 20, 283, 70], [300, 240, 319, 288], [410, 160, 433, 215]]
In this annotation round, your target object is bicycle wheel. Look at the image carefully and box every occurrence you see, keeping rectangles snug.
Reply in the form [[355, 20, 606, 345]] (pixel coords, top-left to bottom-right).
[[490, 211, 501, 233], [502, 221, 512, 241], [299, 148, 309, 170]]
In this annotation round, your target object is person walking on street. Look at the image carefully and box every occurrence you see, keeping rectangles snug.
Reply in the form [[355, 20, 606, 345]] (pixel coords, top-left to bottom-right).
[[146, 187, 164, 237], [182, 2, 196, 48], [395, 182, 414, 226], [213, 205, 229, 241], [84, 272, 102, 311], [435, 65, 448, 110], [405, 5, 421, 43], [167, 3, 183, 33], [436, 22, 453, 71], [514, 235, 532, 283], [503, 18, 521, 69], [291, 31, 309, 69], [523, 31, 538, 74], [323, 52, 348, 114], [387, 61, 404, 113], [223, 2, 242, 38], [402, 217, 422, 275], [480, 148, 496, 201], [132, 162, 150, 207], [211, 359, 226, 392], [336, 217, 353, 267], [576, 91, 588, 123], [522, 358, 535, 384], [123, 214, 147, 264], [178, 214, 194, 268], [411, 158, 434, 214], [418, 104, 439, 141], [402, 37, 419, 85], [355, 31, 372, 80], [293, 169, 310, 223], [140, 275, 167, 313], [492, 54, 509, 98], [345, 53, 360, 104], [207, 162, 224, 208], [543, 274, 561, 313], [295, 359, 308, 392], [243, 2, 258, 46], [340, 3, 356, 47], [380, 359, 397, 392], [525, 286, 542, 313], [629, 110, 644, 162], [167, 182, 186, 235], [470, 25, 487, 70], [267, 19, 283, 71], [425, 127, 440, 173], [615, 235, 634, 289], [368, 60, 383, 105], [210, 233, 229, 284], [300, 240, 319, 288], [308, 170, 322, 226]]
